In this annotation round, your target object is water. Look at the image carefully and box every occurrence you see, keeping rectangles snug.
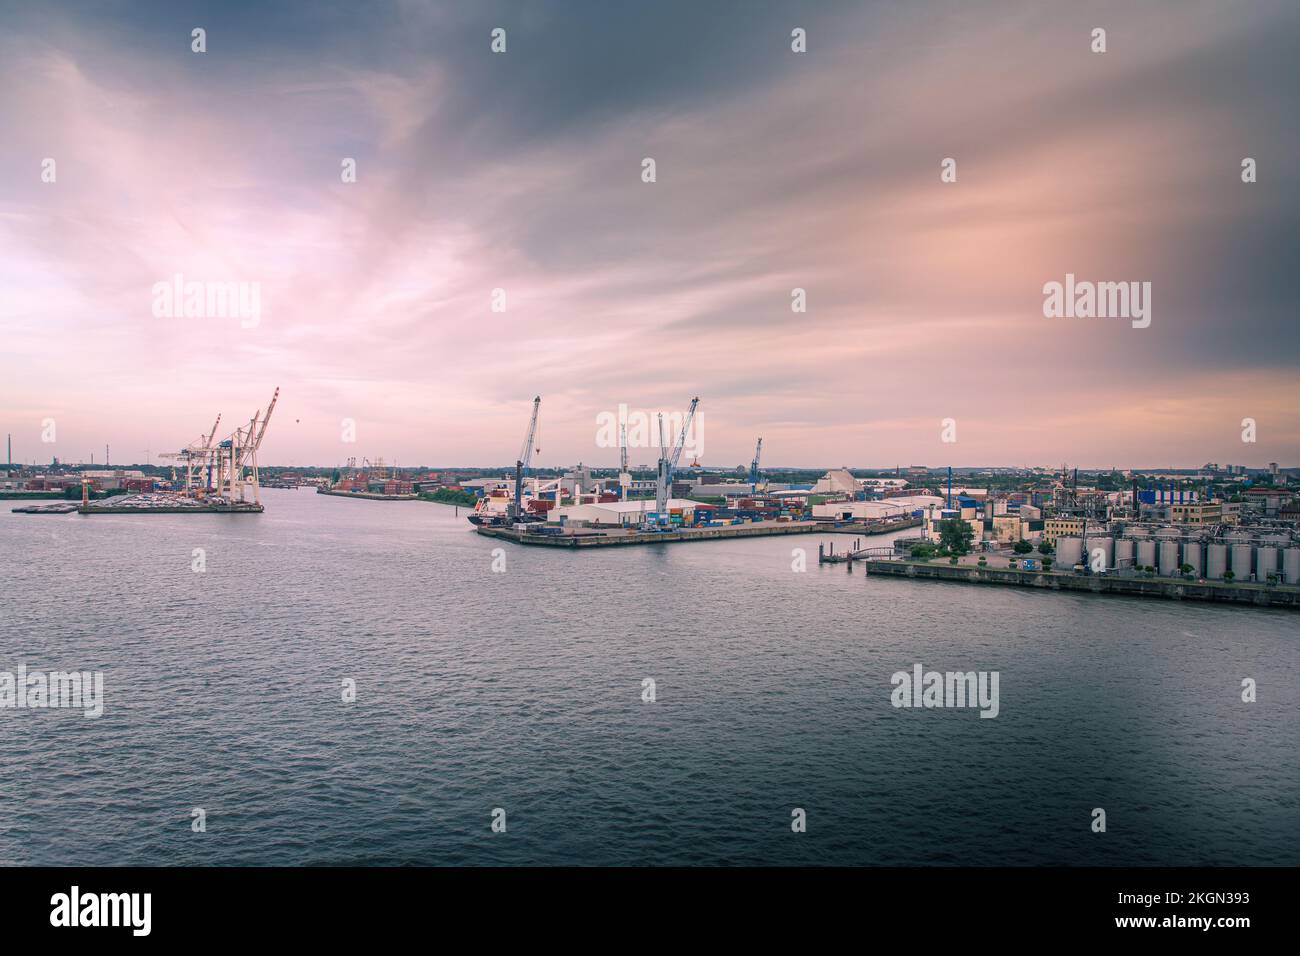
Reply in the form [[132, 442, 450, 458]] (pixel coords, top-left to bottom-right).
[[1, 488, 1296, 865]]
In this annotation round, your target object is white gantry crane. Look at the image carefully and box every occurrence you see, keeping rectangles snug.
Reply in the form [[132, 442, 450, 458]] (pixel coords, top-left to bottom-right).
[[654, 396, 699, 520], [161, 388, 279, 503], [160, 412, 222, 496], [750, 437, 764, 494], [511, 396, 541, 520]]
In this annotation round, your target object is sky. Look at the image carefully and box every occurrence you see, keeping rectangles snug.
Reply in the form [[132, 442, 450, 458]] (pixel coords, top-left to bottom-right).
[[1, 0, 1297, 470]]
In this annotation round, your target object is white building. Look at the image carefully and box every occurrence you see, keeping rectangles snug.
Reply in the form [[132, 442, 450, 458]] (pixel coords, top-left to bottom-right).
[[812, 495, 944, 521], [555, 497, 701, 527]]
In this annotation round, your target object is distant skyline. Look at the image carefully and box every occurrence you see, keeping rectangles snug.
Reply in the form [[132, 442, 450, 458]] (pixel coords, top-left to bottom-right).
[[2, 1, 1298, 469]]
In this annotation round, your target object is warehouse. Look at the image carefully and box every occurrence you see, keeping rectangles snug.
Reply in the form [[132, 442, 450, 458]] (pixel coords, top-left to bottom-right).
[[812, 495, 943, 521], [555, 498, 700, 527]]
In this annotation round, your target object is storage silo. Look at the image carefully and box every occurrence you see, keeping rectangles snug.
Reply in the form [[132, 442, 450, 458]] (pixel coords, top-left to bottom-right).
[[1136, 539, 1157, 570], [1159, 540, 1181, 575], [1230, 544, 1253, 580], [1182, 541, 1203, 576], [1255, 546, 1279, 581], [1056, 536, 1083, 568], [1089, 536, 1114, 570], [1284, 548, 1300, 585], [1115, 538, 1135, 570], [1205, 543, 1228, 580]]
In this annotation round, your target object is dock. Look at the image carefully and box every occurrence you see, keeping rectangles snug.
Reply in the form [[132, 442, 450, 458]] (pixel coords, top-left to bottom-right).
[[476, 520, 822, 547], [858, 558, 1300, 608], [10, 502, 80, 514], [78, 502, 264, 514]]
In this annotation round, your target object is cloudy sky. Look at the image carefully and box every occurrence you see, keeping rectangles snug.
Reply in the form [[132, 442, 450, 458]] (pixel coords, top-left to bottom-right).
[[1, 0, 1296, 469]]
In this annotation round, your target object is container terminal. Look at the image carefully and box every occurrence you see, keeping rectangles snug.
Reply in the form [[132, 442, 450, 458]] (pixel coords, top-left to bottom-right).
[[8, 388, 279, 515]]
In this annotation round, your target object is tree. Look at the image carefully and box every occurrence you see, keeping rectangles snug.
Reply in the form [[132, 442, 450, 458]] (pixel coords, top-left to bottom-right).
[[1037, 540, 1054, 555], [1223, 570, 1235, 582], [1013, 540, 1033, 554], [937, 518, 974, 556]]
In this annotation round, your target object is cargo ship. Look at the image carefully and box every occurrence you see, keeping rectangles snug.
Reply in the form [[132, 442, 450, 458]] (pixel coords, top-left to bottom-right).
[[465, 488, 547, 526]]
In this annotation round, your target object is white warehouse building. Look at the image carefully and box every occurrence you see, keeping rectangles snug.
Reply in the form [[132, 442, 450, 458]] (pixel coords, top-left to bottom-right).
[[812, 495, 944, 521], [554, 498, 701, 527]]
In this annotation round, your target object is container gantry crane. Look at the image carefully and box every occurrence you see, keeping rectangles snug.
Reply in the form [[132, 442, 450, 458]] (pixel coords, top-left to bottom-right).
[[749, 437, 764, 494]]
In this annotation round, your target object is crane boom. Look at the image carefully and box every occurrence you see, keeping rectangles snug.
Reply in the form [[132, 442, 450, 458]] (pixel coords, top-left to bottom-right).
[[512, 396, 541, 520], [519, 396, 541, 470], [750, 437, 763, 493], [251, 387, 279, 451], [654, 396, 699, 516]]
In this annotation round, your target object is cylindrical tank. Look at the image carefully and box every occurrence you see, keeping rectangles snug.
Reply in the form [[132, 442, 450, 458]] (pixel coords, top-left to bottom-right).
[[1182, 542, 1203, 576], [1115, 538, 1135, 570], [1056, 536, 1083, 568], [1255, 546, 1279, 581], [1089, 536, 1114, 570], [1206, 544, 1228, 580], [1136, 540, 1157, 570], [1159, 540, 1181, 575], [1284, 548, 1300, 585], [1230, 544, 1253, 580]]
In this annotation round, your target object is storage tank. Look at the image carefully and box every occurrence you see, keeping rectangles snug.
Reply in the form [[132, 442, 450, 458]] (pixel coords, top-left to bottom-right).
[[1159, 540, 1181, 575], [1284, 548, 1300, 585], [1205, 543, 1228, 580], [1115, 538, 1135, 570], [1230, 544, 1253, 580], [1182, 542, 1202, 576], [1056, 536, 1083, 568], [1088, 536, 1114, 571], [1255, 546, 1279, 581], [1136, 539, 1157, 570]]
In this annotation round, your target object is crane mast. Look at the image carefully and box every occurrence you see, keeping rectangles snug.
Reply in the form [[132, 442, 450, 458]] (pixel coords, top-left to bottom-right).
[[619, 423, 630, 501], [654, 396, 699, 517], [512, 396, 541, 520], [750, 437, 763, 494]]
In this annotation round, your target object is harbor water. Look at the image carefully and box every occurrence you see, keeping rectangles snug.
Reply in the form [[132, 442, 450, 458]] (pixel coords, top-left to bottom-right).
[[1, 488, 1296, 865]]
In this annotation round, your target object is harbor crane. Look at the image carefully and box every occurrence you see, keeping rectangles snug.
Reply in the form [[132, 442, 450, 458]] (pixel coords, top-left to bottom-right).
[[511, 396, 541, 520], [221, 386, 279, 504], [654, 396, 699, 519], [619, 423, 630, 501], [159, 389, 278, 503], [749, 437, 764, 494]]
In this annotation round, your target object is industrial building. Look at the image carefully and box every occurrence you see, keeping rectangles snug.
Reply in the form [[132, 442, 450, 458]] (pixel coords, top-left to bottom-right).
[[555, 498, 702, 527], [812, 495, 943, 521]]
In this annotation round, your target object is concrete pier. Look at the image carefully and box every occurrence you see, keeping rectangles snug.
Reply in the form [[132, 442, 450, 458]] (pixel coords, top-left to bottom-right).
[[861, 559, 1300, 608], [477, 520, 821, 547]]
